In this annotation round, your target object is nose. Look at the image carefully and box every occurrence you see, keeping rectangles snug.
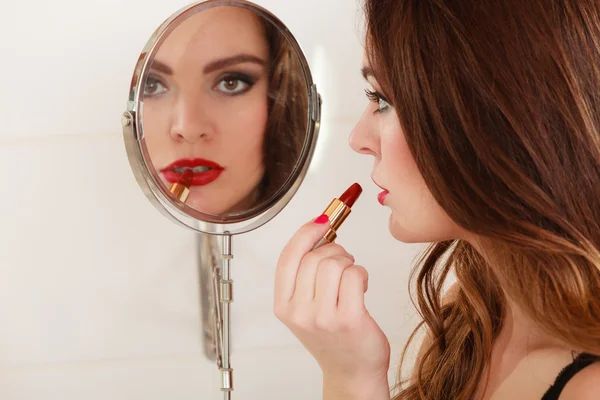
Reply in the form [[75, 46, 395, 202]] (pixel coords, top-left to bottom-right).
[[349, 108, 379, 157], [169, 93, 214, 143]]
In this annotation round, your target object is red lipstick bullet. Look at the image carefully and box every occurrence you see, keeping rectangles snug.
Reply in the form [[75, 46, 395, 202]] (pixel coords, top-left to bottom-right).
[[339, 182, 362, 208]]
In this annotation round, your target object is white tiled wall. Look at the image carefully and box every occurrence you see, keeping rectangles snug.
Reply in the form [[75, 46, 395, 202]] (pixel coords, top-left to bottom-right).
[[0, 0, 425, 398]]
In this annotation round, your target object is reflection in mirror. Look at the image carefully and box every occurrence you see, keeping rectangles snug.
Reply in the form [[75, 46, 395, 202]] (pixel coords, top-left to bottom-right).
[[142, 6, 309, 217]]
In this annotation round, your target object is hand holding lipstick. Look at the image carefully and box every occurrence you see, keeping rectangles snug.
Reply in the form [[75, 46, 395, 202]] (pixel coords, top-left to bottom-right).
[[274, 185, 391, 398]]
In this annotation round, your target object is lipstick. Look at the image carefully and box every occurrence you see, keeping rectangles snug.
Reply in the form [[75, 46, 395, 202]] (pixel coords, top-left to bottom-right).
[[169, 169, 193, 202], [161, 158, 224, 186], [311, 183, 363, 250]]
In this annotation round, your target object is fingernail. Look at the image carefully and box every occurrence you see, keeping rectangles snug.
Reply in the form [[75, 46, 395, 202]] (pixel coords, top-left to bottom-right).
[[314, 214, 329, 224]]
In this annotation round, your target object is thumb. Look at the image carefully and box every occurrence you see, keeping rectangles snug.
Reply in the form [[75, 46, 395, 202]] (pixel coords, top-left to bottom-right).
[[353, 264, 369, 293]]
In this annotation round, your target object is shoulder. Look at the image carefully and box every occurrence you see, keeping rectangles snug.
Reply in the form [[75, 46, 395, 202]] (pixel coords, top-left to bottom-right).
[[560, 359, 600, 400]]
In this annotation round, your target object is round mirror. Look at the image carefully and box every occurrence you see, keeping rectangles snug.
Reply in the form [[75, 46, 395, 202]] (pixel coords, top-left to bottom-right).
[[122, 0, 321, 235]]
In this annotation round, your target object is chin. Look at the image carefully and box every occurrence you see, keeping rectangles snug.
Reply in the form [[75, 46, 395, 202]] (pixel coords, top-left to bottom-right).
[[387, 213, 447, 244], [388, 216, 422, 243], [187, 198, 228, 216]]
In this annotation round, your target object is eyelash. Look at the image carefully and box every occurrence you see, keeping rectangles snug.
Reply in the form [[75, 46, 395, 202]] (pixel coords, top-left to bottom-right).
[[364, 89, 391, 114]]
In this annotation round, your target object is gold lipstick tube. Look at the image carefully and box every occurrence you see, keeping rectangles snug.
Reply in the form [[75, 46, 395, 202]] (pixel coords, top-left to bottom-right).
[[170, 182, 190, 203], [311, 198, 352, 250]]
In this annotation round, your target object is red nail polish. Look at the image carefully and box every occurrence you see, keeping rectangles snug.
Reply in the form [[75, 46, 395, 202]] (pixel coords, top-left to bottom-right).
[[314, 214, 329, 224]]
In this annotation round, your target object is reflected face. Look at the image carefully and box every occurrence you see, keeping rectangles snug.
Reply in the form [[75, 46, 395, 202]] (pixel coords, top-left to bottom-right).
[[143, 7, 269, 216], [348, 53, 465, 243]]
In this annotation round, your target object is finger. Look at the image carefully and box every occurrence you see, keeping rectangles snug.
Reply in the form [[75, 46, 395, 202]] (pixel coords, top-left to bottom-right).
[[337, 265, 369, 313], [293, 245, 354, 303], [274, 215, 331, 302], [314, 255, 355, 310]]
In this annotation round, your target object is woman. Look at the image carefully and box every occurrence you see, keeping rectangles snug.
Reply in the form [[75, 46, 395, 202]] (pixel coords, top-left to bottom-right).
[[143, 6, 307, 216], [274, 1, 600, 399]]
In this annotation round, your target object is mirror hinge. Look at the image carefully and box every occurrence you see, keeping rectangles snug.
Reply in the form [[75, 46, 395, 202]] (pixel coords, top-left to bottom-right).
[[310, 84, 321, 122]]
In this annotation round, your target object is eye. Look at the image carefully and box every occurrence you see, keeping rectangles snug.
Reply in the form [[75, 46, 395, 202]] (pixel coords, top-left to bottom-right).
[[144, 75, 168, 97], [214, 73, 256, 96], [364, 89, 391, 114], [218, 78, 248, 94]]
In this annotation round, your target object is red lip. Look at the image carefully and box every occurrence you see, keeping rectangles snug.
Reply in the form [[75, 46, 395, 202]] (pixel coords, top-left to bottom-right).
[[161, 158, 224, 186], [377, 190, 389, 205], [372, 176, 389, 205]]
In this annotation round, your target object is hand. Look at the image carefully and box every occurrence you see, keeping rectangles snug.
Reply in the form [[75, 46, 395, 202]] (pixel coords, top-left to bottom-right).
[[274, 215, 391, 382]]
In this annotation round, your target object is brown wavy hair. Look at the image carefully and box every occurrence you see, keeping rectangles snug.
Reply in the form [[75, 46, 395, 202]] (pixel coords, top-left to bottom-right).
[[363, 1, 600, 398], [254, 17, 308, 208]]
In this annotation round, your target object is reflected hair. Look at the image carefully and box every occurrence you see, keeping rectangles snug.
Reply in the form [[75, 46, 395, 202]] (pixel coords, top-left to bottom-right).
[[363, 1, 600, 399], [256, 18, 308, 206]]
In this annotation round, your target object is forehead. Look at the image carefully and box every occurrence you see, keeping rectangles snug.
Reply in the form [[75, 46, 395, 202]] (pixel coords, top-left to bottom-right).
[[155, 7, 269, 68]]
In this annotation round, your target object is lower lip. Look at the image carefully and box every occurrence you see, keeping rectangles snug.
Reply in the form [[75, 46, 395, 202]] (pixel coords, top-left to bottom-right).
[[162, 169, 223, 186], [377, 190, 389, 205]]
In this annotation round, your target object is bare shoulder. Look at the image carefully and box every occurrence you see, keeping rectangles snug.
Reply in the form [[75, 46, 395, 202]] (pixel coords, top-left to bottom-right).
[[560, 361, 600, 400]]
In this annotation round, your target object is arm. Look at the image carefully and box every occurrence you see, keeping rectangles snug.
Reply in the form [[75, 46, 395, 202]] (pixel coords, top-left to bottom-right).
[[323, 373, 391, 400]]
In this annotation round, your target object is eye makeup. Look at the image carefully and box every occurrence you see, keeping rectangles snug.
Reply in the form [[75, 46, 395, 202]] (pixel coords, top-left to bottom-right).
[[364, 88, 391, 114], [144, 73, 170, 97], [212, 71, 260, 96]]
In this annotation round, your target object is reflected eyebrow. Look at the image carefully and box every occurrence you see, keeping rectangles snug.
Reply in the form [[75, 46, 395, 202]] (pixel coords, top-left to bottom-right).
[[150, 60, 173, 75], [361, 66, 374, 80], [204, 54, 266, 74]]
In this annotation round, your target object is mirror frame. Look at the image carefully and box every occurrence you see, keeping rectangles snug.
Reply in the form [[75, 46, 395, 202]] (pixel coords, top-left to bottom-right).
[[122, 0, 321, 235]]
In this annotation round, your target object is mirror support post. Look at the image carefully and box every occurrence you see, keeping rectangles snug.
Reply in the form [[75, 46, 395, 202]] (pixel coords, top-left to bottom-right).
[[196, 232, 235, 397], [196, 233, 218, 362], [220, 233, 234, 397]]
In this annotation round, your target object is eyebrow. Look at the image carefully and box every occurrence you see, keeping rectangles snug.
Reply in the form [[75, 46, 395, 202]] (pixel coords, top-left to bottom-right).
[[149, 54, 266, 76], [203, 54, 266, 74], [361, 66, 374, 80], [150, 60, 173, 75]]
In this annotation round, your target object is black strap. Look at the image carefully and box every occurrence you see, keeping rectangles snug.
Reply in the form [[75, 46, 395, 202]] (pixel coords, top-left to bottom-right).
[[541, 352, 599, 400]]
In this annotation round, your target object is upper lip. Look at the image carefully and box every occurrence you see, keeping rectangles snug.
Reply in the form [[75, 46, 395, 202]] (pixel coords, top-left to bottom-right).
[[161, 158, 224, 172], [371, 176, 387, 191]]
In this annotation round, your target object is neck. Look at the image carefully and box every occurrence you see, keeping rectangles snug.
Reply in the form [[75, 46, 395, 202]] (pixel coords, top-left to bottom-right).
[[501, 295, 554, 352], [466, 236, 565, 353]]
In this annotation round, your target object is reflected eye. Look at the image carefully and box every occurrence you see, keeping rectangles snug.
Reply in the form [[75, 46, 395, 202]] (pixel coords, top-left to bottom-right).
[[364, 89, 391, 114], [218, 78, 248, 94], [214, 73, 256, 96], [144, 75, 168, 97]]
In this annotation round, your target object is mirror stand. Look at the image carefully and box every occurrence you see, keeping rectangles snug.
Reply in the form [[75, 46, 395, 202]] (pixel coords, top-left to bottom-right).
[[197, 233, 234, 397], [219, 233, 234, 397], [123, 2, 322, 397]]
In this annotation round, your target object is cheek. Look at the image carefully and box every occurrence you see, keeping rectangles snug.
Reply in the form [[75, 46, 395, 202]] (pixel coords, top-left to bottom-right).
[[143, 101, 173, 167], [381, 128, 426, 211], [228, 85, 268, 161], [381, 126, 460, 243]]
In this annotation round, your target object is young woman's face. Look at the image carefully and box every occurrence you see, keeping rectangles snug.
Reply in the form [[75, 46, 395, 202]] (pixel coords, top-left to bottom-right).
[[349, 54, 467, 243], [143, 7, 269, 216]]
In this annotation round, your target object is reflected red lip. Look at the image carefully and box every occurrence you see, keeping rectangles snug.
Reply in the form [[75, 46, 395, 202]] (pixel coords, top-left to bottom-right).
[[161, 158, 224, 186]]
